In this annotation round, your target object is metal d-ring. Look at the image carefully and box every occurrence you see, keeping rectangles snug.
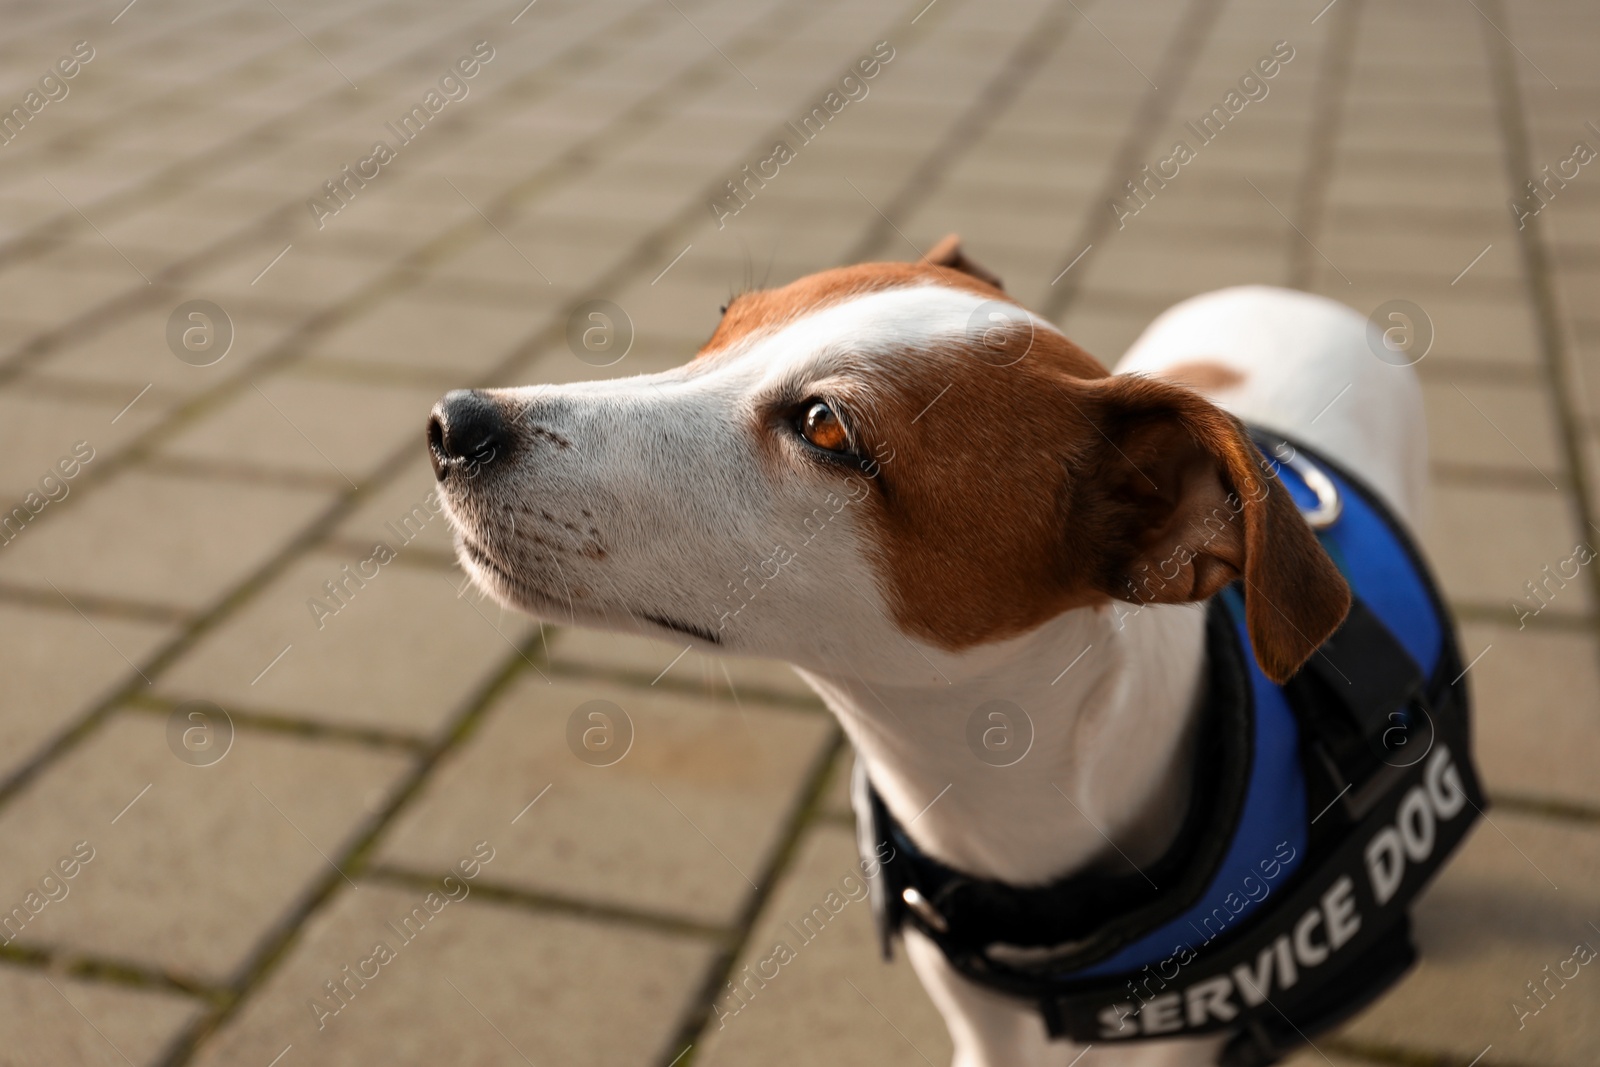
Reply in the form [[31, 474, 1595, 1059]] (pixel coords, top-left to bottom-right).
[[1282, 449, 1342, 530], [902, 887, 950, 933]]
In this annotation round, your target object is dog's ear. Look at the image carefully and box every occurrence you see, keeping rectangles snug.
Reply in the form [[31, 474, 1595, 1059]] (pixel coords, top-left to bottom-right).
[[1071, 374, 1350, 682], [922, 233, 1003, 290]]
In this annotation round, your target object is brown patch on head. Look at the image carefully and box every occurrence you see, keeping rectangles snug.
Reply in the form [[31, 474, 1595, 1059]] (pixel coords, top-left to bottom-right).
[[687, 250, 1345, 681], [1155, 359, 1246, 394], [841, 330, 1112, 654], [698, 259, 1003, 359], [847, 349, 1348, 682]]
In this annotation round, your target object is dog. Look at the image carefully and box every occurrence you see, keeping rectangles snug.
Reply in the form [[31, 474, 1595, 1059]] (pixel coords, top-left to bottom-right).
[[428, 236, 1467, 1067]]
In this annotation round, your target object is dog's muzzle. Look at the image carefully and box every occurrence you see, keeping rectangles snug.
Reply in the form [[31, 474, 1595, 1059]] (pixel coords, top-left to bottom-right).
[[428, 389, 508, 481]]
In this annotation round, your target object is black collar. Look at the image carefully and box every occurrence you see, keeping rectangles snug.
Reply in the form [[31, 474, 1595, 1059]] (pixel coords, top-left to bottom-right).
[[868, 599, 1255, 974]]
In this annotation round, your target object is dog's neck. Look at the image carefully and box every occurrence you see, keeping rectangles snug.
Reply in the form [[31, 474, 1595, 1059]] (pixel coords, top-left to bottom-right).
[[798, 601, 1210, 886]]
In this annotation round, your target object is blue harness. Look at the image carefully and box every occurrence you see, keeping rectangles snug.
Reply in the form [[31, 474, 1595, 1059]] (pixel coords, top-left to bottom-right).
[[857, 431, 1483, 1067]]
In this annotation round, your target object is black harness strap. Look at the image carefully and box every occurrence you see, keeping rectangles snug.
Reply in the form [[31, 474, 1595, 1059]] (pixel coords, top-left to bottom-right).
[[854, 433, 1485, 1066], [861, 600, 1252, 966]]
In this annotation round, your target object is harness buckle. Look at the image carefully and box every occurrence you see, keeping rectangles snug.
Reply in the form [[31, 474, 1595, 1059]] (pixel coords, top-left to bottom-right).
[[1281, 448, 1343, 529], [901, 887, 950, 933]]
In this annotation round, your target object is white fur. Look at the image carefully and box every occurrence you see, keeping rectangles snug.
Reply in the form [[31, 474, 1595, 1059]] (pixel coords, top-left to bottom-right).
[[437, 283, 1425, 1067], [1117, 285, 1427, 528]]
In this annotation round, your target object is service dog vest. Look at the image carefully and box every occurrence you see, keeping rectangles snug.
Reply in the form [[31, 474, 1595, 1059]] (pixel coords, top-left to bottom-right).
[[854, 430, 1484, 1067]]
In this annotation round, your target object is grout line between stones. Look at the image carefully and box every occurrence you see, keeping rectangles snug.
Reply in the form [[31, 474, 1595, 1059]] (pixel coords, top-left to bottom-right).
[[0, 0, 622, 278], [151, 624, 546, 1066], [1036, 0, 1228, 323], [0, 942, 228, 1006], [841, 0, 1081, 264], [1489, 790, 1600, 828], [651, 732, 845, 1067], [1285, 0, 1364, 290], [0, 0, 827, 814], [1480, 0, 1600, 653], [0, 0, 671, 387], [0, 0, 904, 1052], [661, 0, 1226, 1060], [1327, 1034, 1542, 1067], [117, 695, 433, 755], [363, 865, 736, 942]]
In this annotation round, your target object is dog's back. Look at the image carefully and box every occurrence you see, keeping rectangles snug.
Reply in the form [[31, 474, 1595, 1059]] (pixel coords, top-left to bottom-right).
[[1115, 286, 1427, 533]]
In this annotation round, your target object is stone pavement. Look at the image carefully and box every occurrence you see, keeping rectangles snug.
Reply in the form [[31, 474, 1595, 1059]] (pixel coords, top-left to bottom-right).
[[0, 0, 1595, 1064]]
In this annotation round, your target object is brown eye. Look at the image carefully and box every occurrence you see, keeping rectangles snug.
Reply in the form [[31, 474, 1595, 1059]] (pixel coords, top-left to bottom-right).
[[800, 401, 849, 453]]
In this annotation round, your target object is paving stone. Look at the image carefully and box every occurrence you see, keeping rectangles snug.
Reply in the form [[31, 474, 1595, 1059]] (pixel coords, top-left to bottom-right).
[[534, 160, 719, 227], [1562, 314, 1600, 422], [489, 228, 644, 299], [1344, 65, 1494, 107], [971, 127, 1124, 172], [1421, 377, 1565, 477], [818, 745, 856, 822], [1421, 482, 1592, 613], [1460, 621, 1600, 810], [610, 272, 732, 351], [918, 196, 1087, 258], [0, 1, 1590, 1064], [0, 468, 337, 612], [695, 824, 953, 1067], [1543, 205, 1600, 253], [1318, 222, 1523, 288], [27, 299, 305, 398], [1308, 285, 1543, 368], [1326, 159, 1507, 212], [0, 967, 203, 1067], [374, 674, 834, 927], [331, 453, 457, 559], [1324, 204, 1513, 248], [1063, 300, 1175, 366], [1576, 430, 1600, 540], [302, 174, 474, 245], [1335, 813, 1600, 1067], [924, 156, 1109, 219], [677, 243, 838, 295], [0, 260, 143, 325], [493, 205, 654, 253], [0, 713, 412, 983], [190, 883, 716, 1067], [708, 199, 880, 271], [0, 309, 49, 360], [0, 388, 163, 498], [1282, 1052, 1390, 1067], [424, 232, 612, 303], [507, 334, 693, 386], [307, 290, 541, 375], [96, 198, 265, 262], [1120, 178, 1298, 232], [158, 550, 531, 735], [195, 243, 395, 310], [0, 196, 63, 246], [0, 602, 171, 785], [1082, 230, 1289, 305], [155, 370, 440, 481], [1340, 101, 1501, 154]]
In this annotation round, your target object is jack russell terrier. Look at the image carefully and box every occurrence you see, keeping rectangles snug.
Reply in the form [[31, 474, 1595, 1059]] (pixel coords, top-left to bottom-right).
[[427, 236, 1481, 1067]]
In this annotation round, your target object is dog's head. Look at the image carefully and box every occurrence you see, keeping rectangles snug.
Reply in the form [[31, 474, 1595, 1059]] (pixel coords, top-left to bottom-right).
[[429, 236, 1349, 683]]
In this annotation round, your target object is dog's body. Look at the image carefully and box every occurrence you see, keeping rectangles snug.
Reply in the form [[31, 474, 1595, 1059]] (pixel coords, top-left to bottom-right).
[[429, 245, 1427, 1066]]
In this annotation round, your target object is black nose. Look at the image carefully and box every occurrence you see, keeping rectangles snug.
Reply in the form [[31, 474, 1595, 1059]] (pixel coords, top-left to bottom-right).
[[428, 390, 508, 480]]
